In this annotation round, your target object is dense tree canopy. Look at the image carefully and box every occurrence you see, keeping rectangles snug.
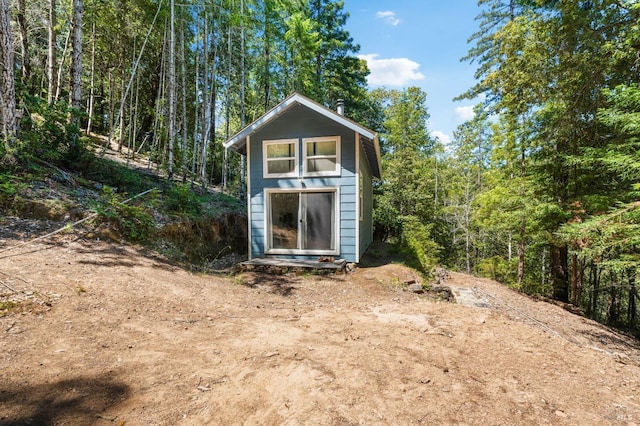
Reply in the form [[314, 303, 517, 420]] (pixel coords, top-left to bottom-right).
[[450, 0, 640, 331], [0, 0, 368, 181]]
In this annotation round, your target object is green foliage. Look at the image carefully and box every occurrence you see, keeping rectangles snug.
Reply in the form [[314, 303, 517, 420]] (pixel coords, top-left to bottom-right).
[[95, 186, 156, 242], [17, 97, 84, 163], [377, 87, 434, 154], [398, 215, 441, 273], [81, 158, 156, 196], [373, 87, 440, 248], [164, 183, 203, 218], [477, 256, 517, 287], [373, 192, 401, 242], [560, 202, 640, 271], [0, 174, 21, 207]]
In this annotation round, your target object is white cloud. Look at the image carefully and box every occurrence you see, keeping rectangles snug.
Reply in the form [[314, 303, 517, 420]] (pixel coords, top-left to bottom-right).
[[431, 130, 451, 145], [376, 10, 400, 26], [455, 105, 475, 122], [358, 54, 425, 86]]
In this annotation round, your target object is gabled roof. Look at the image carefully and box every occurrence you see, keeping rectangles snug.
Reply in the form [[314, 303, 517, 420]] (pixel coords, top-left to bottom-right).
[[223, 92, 381, 178]]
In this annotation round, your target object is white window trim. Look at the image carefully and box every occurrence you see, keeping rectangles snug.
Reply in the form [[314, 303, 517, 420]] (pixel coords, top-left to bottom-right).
[[302, 136, 341, 177], [264, 187, 340, 256], [263, 138, 299, 179]]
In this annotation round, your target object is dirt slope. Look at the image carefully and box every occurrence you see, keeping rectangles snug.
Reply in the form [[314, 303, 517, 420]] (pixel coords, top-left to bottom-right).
[[1, 231, 640, 425]]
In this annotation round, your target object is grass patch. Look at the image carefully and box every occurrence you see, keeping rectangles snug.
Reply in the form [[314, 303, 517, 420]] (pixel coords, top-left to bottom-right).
[[0, 301, 19, 316]]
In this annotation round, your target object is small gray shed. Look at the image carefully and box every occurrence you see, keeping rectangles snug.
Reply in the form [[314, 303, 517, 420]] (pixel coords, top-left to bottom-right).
[[224, 92, 381, 263]]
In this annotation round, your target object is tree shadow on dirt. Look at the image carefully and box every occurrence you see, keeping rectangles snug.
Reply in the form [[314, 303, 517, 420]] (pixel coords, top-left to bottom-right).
[[0, 374, 130, 426], [359, 240, 410, 268], [239, 272, 298, 296], [72, 238, 181, 272], [579, 327, 640, 351]]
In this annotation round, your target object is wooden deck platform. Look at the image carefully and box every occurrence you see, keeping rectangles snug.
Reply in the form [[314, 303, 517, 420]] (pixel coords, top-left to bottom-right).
[[236, 258, 348, 273]]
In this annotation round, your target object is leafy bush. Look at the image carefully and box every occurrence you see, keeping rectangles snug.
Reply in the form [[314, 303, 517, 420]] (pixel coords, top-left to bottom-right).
[[17, 97, 84, 163], [164, 183, 203, 218], [0, 174, 20, 207], [398, 215, 441, 273], [373, 195, 402, 242], [95, 186, 156, 242], [476, 256, 517, 286]]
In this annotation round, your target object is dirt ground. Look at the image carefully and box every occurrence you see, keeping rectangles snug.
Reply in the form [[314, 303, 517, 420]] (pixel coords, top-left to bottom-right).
[[1, 228, 640, 425]]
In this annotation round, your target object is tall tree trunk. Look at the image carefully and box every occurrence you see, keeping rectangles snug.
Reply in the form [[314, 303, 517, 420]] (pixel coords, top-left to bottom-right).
[[180, 5, 187, 183], [517, 119, 526, 287], [199, 16, 208, 187], [464, 176, 472, 274], [0, 0, 17, 156], [263, 2, 270, 112], [16, 0, 30, 85], [607, 278, 619, 325], [592, 264, 601, 319], [628, 271, 637, 328], [86, 22, 96, 134], [551, 244, 569, 302], [191, 45, 199, 177], [570, 253, 578, 305], [167, 0, 175, 181], [47, 0, 57, 104], [55, 30, 70, 102], [517, 219, 525, 286], [576, 258, 584, 307], [70, 0, 83, 112], [69, 0, 83, 152], [223, 23, 232, 191], [130, 58, 140, 161], [117, 73, 125, 152], [239, 0, 245, 199], [465, 209, 471, 274]]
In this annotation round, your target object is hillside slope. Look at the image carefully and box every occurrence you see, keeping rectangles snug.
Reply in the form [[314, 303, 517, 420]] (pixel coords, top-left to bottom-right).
[[1, 231, 639, 425]]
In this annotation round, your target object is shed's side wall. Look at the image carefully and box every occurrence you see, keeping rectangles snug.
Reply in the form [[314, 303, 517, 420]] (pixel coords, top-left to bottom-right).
[[358, 141, 374, 260], [248, 104, 359, 262]]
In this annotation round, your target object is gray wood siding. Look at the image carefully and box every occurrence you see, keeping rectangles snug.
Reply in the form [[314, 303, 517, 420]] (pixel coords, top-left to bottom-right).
[[359, 141, 374, 259]]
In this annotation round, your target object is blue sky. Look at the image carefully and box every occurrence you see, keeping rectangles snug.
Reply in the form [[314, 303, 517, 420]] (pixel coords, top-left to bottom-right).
[[343, 0, 482, 145]]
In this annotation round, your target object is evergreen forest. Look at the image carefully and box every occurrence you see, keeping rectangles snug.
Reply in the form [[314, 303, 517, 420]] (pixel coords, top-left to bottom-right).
[[1, 0, 640, 334]]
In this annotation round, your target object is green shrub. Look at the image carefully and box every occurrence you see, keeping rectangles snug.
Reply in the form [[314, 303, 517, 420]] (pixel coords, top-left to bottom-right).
[[18, 97, 84, 163], [399, 215, 441, 273], [164, 183, 203, 218], [476, 256, 517, 286], [0, 174, 21, 208], [95, 186, 155, 242]]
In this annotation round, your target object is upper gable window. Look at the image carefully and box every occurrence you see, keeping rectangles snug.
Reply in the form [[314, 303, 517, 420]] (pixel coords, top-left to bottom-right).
[[303, 136, 341, 177], [263, 139, 298, 178]]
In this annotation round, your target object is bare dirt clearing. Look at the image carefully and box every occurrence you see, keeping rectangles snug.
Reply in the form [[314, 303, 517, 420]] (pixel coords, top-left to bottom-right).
[[1, 231, 640, 425]]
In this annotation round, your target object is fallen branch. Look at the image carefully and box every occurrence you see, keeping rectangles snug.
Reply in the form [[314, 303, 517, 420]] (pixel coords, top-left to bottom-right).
[[5, 321, 16, 333], [94, 414, 117, 421], [0, 216, 92, 256], [0, 269, 31, 285], [37, 159, 77, 186], [0, 279, 17, 293]]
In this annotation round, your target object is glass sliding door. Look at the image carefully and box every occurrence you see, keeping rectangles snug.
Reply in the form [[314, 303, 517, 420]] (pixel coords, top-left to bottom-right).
[[302, 192, 334, 250], [269, 192, 299, 249], [267, 190, 337, 254]]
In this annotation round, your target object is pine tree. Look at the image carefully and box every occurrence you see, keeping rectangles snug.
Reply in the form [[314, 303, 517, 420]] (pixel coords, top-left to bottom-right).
[[0, 0, 17, 159]]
